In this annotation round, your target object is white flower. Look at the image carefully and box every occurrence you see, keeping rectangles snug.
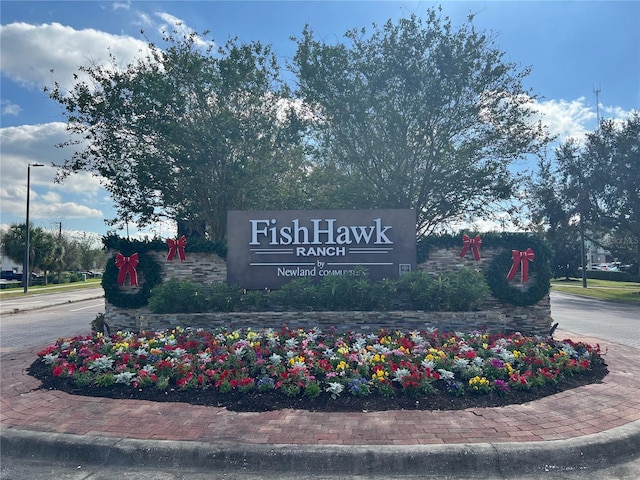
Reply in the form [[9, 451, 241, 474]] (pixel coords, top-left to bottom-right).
[[285, 338, 298, 348], [562, 343, 577, 357], [437, 369, 455, 380], [42, 353, 59, 365], [114, 372, 135, 385], [421, 358, 435, 370], [198, 353, 212, 363], [88, 355, 114, 372], [325, 382, 344, 396], [351, 338, 367, 351], [172, 348, 187, 358], [498, 350, 516, 363], [323, 348, 335, 358], [269, 353, 282, 365], [141, 364, 156, 374], [135, 347, 148, 356], [392, 368, 411, 382], [453, 358, 470, 370]]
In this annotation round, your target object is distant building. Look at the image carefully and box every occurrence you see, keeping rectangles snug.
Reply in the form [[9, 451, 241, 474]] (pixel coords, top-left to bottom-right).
[[585, 240, 612, 268], [0, 253, 21, 273]]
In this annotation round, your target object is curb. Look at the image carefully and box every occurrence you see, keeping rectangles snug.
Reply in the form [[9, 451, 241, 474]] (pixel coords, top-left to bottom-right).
[[1, 294, 104, 315], [2, 421, 639, 476]]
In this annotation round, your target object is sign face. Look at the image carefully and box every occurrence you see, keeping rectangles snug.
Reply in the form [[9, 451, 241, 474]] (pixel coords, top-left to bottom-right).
[[227, 209, 416, 289]]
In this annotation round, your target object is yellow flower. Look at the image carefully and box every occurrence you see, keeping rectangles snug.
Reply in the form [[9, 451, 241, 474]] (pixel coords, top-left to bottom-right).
[[336, 360, 348, 370], [468, 376, 489, 388], [372, 370, 389, 380], [513, 350, 522, 358], [370, 353, 386, 364]]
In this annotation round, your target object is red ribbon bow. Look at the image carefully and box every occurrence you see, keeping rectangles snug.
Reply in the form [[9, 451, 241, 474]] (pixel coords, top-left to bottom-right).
[[459, 234, 482, 261], [167, 235, 187, 261], [115, 252, 139, 286], [506, 248, 535, 283]]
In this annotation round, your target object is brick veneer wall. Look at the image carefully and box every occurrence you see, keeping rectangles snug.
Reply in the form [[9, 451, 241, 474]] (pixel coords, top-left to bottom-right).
[[105, 248, 552, 336]]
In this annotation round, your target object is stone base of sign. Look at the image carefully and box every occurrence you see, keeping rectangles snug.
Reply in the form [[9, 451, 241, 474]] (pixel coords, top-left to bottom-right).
[[134, 299, 550, 336], [103, 248, 553, 336]]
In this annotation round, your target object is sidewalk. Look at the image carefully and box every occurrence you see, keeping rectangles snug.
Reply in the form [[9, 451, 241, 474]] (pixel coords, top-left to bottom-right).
[[1, 326, 639, 477]]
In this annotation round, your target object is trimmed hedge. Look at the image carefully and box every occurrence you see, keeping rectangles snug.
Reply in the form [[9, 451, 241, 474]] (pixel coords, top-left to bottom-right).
[[586, 270, 640, 282], [147, 267, 490, 314]]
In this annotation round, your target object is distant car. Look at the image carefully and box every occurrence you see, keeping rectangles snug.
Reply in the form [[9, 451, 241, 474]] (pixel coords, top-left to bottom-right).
[[1, 270, 22, 281], [0, 270, 40, 281]]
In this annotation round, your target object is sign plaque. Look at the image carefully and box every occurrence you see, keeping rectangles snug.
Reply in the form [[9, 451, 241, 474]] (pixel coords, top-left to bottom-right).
[[227, 209, 416, 289]]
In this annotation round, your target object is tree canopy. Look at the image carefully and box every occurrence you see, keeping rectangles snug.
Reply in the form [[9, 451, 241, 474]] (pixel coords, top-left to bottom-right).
[[292, 7, 550, 234], [49, 10, 552, 239], [528, 112, 640, 270], [49, 31, 308, 241], [1, 224, 57, 282]]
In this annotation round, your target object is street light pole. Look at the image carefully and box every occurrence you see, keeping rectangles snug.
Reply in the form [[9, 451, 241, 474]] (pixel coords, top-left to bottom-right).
[[23, 163, 44, 293]]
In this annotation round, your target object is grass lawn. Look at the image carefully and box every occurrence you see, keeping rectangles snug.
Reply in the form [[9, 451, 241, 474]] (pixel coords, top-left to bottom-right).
[[551, 278, 640, 304], [0, 278, 103, 300]]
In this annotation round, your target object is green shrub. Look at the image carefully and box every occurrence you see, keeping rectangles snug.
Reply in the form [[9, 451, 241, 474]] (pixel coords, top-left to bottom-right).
[[586, 270, 639, 282], [148, 268, 489, 313], [148, 279, 207, 313], [398, 268, 489, 311], [269, 278, 318, 310]]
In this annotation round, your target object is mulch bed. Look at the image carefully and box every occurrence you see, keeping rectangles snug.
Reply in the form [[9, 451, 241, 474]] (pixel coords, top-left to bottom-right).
[[28, 357, 608, 412]]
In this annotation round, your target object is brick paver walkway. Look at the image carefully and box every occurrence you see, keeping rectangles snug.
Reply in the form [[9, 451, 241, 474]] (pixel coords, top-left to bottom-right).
[[2, 330, 639, 446]]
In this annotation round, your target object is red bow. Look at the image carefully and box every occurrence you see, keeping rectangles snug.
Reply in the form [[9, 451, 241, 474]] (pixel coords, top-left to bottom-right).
[[115, 253, 139, 286], [167, 235, 187, 261], [459, 234, 482, 261], [506, 248, 535, 283]]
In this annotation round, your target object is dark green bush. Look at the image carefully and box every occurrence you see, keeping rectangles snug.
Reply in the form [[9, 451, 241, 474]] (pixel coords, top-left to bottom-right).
[[586, 270, 639, 282], [148, 279, 208, 313], [397, 268, 490, 311], [148, 268, 490, 313]]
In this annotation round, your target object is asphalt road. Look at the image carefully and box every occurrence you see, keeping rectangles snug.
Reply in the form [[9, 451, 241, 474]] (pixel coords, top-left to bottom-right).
[[0, 287, 104, 353], [550, 291, 640, 348]]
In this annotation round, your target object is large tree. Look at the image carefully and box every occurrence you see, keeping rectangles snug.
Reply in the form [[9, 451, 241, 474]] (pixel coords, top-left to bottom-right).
[[529, 112, 640, 272], [575, 113, 640, 269], [0, 224, 58, 283], [48, 31, 307, 240], [526, 156, 582, 279], [292, 7, 550, 234]]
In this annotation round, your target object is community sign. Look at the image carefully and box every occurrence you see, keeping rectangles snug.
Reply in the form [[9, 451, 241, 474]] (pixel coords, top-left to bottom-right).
[[227, 209, 417, 289]]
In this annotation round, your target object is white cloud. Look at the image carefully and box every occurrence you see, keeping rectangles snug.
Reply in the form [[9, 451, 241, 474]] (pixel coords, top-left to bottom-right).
[[111, 1, 131, 11], [0, 22, 150, 92], [154, 12, 212, 49], [533, 97, 596, 141], [1, 100, 22, 116], [0, 122, 106, 223], [531, 97, 634, 144]]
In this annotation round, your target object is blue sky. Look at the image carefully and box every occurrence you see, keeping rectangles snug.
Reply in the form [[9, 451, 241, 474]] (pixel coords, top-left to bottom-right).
[[1, 1, 639, 245]]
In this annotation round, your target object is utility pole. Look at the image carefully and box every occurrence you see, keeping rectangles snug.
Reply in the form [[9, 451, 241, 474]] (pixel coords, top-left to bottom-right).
[[593, 86, 601, 129]]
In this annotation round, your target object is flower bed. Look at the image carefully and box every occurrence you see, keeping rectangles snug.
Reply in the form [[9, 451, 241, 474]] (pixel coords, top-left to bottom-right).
[[29, 326, 607, 412]]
